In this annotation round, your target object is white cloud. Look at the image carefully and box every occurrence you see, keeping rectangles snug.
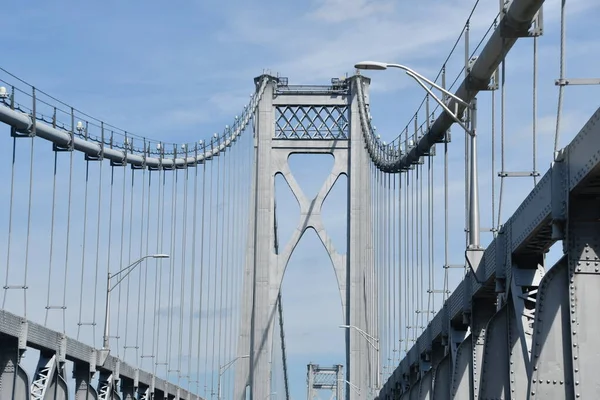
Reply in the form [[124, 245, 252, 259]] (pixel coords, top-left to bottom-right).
[[1, 1, 599, 399], [309, 0, 395, 23]]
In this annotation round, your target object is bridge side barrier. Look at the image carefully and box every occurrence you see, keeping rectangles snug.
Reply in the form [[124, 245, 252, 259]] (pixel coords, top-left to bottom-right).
[[0, 309, 200, 400], [378, 109, 600, 398]]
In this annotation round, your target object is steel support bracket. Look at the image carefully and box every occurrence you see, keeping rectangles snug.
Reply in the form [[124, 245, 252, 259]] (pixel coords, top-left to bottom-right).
[[434, 130, 451, 144], [131, 139, 148, 170], [85, 124, 105, 161], [97, 349, 109, 367], [109, 139, 129, 167], [509, 263, 544, 371], [150, 375, 156, 396], [114, 360, 120, 383], [551, 155, 567, 240], [465, 75, 494, 92], [462, 273, 473, 324], [58, 334, 67, 363], [494, 226, 508, 293], [85, 144, 104, 161], [499, 17, 534, 38], [573, 257, 600, 274], [133, 368, 139, 389], [555, 78, 600, 86], [18, 319, 28, 351], [466, 247, 485, 284]]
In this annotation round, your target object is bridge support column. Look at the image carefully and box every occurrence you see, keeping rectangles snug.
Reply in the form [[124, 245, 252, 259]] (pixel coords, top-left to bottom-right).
[[530, 195, 600, 398], [235, 76, 375, 400], [120, 377, 135, 400], [0, 334, 29, 400], [234, 78, 278, 400], [73, 361, 98, 400], [347, 77, 375, 400]]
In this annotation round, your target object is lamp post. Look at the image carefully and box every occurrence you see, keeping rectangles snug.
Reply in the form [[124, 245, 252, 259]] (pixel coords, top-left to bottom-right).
[[102, 253, 169, 350], [339, 324, 380, 394], [354, 60, 481, 249], [339, 379, 360, 395], [354, 61, 471, 133], [217, 355, 249, 400]]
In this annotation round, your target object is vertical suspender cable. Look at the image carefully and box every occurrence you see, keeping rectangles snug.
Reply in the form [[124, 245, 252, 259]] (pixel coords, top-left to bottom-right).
[[76, 155, 90, 341], [116, 163, 128, 354], [211, 148, 222, 395], [225, 140, 237, 398], [2, 138, 17, 310], [464, 21, 471, 248], [45, 151, 59, 326], [178, 157, 189, 384], [386, 173, 392, 373], [443, 66, 450, 301], [554, 0, 566, 156], [374, 164, 380, 364], [226, 140, 237, 395], [124, 167, 136, 359], [105, 165, 115, 335], [196, 157, 207, 394], [226, 141, 237, 400], [141, 169, 153, 370], [384, 167, 389, 373], [491, 44, 497, 233], [188, 145, 199, 390], [204, 153, 215, 396], [430, 150, 435, 315], [167, 164, 179, 376], [398, 161, 403, 355], [392, 172, 397, 364], [154, 166, 167, 375], [22, 136, 35, 318], [427, 156, 433, 318], [419, 162, 424, 332], [532, 29, 538, 186], [411, 164, 416, 342], [406, 160, 411, 345], [370, 163, 375, 343], [61, 149, 74, 334], [382, 167, 387, 370], [497, 33, 507, 227], [136, 166, 147, 365], [92, 154, 103, 348], [217, 145, 228, 389]]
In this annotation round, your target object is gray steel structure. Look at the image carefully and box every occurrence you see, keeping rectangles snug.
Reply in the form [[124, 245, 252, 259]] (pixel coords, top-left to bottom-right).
[[376, 109, 600, 399], [360, 0, 545, 173], [0, 309, 200, 400], [234, 77, 378, 400], [1, 0, 596, 397], [307, 364, 344, 400]]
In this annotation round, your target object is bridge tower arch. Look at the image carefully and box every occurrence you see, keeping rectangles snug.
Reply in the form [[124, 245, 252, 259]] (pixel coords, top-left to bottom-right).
[[234, 76, 377, 400]]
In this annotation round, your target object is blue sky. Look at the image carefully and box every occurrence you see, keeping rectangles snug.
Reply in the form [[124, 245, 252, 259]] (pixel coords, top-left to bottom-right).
[[1, 1, 599, 399]]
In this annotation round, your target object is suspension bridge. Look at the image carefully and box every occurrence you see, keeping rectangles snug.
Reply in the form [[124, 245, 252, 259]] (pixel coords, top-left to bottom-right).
[[1, 0, 599, 399]]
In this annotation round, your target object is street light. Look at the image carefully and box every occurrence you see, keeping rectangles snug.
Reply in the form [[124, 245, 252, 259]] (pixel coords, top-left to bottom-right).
[[355, 60, 481, 249], [102, 254, 169, 350], [217, 355, 249, 400], [339, 324, 381, 394], [354, 61, 472, 135], [339, 379, 360, 395], [339, 325, 379, 350]]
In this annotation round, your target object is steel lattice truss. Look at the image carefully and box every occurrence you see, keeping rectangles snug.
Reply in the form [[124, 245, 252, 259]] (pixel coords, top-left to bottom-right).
[[312, 370, 338, 389], [275, 105, 348, 139], [307, 364, 343, 400]]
